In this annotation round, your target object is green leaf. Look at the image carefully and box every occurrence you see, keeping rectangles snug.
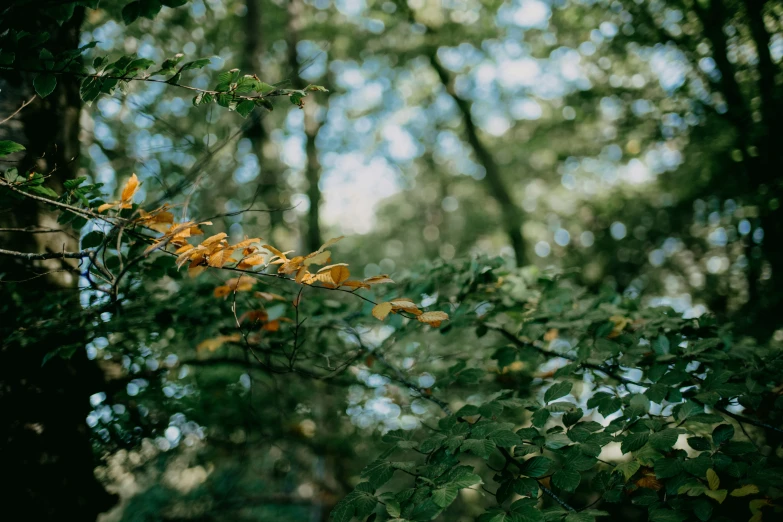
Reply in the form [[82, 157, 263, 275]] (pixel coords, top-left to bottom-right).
[[520, 456, 551, 478], [711, 424, 734, 445], [460, 438, 496, 459], [650, 429, 681, 451], [614, 460, 640, 481], [81, 231, 105, 249], [121, 1, 141, 24], [654, 458, 682, 479], [361, 460, 394, 488], [0, 141, 25, 157], [431, 486, 457, 508], [33, 73, 57, 98], [621, 432, 649, 454], [235, 100, 255, 118], [703, 488, 727, 504], [488, 430, 522, 448], [552, 469, 581, 492], [687, 437, 711, 451], [181, 58, 212, 71], [544, 381, 573, 403]]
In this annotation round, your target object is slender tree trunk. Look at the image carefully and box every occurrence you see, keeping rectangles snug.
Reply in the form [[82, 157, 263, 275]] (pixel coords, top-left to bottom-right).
[[429, 54, 527, 265], [0, 7, 117, 520], [243, 0, 283, 230], [287, 0, 325, 253]]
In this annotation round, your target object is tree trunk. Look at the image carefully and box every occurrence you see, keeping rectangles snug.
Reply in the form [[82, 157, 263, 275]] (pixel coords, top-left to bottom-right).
[[243, 0, 284, 230], [287, 0, 325, 254], [0, 7, 117, 520]]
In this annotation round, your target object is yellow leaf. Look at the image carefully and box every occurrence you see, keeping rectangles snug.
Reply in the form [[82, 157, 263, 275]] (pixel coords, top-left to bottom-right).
[[390, 299, 421, 313], [231, 237, 262, 249], [188, 263, 206, 278], [730, 484, 759, 497], [174, 244, 194, 255], [213, 285, 231, 298], [331, 265, 350, 285], [317, 263, 348, 273], [304, 250, 331, 266], [372, 302, 393, 320], [207, 247, 235, 267], [263, 244, 286, 260], [197, 333, 241, 352], [121, 173, 140, 202], [238, 253, 265, 268], [364, 275, 394, 285], [202, 232, 228, 248], [97, 202, 116, 212], [704, 489, 727, 504], [295, 266, 309, 284], [318, 236, 344, 252], [255, 291, 287, 301], [341, 280, 371, 290], [418, 311, 449, 326], [226, 275, 255, 291], [706, 469, 720, 491]]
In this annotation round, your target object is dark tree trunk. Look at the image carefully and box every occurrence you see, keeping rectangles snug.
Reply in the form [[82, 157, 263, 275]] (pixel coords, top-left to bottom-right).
[[0, 7, 117, 520]]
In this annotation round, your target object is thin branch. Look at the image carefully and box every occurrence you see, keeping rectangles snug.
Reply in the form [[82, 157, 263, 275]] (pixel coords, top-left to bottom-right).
[[0, 247, 92, 260], [0, 95, 36, 125]]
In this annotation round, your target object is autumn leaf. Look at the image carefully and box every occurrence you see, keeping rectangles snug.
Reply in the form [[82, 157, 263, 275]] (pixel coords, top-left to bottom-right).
[[364, 275, 394, 285], [372, 302, 393, 320], [225, 275, 255, 292], [341, 280, 371, 290], [202, 232, 228, 248], [255, 291, 287, 301], [121, 173, 140, 202], [390, 299, 422, 315], [213, 285, 231, 298], [197, 333, 241, 352], [237, 253, 265, 269], [608, 315, 630, 338], [303, 250, 330, 266], [418, 311, 449, 327], [330, 265, 350, 286], [98, 173, 141, 212], [318, 236, 344, 252]]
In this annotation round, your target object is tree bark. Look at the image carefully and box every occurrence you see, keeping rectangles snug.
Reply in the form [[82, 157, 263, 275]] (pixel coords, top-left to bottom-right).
[[243, 0, 283, 230], [287, 0, 325, 254], [0, 7, 117, 519]]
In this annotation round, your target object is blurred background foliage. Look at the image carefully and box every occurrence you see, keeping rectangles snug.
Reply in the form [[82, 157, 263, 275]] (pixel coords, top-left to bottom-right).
[[2, 0, 783, 520]]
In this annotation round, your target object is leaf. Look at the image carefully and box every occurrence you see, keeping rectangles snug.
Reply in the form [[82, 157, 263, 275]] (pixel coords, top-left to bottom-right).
[[331, 265, 350, 285], [520, 456, 551, 478], [121, 173, 140, 202], [318, 236, 344, 251], [729, 484, 759, 497], [488, 430, 522, 448], [703, 489, 727, 504], [418, 311, 449, 326], [431, 487, 458, 508], [621, 432, 649, 454], [544, 381, 573, 403], [304, 250, 331, 266], [0, 141, 25, 157], [712, 424, 734, 445], [372, 302, 393, 320], [706, 469, 720, 491], [34, 73, 57, 98], [365, 275, 394, 285], [460, 438, 496, 458], [614, 460, 640, 481], [235, 99, 255, 118], [552, 469, 581, 492]]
